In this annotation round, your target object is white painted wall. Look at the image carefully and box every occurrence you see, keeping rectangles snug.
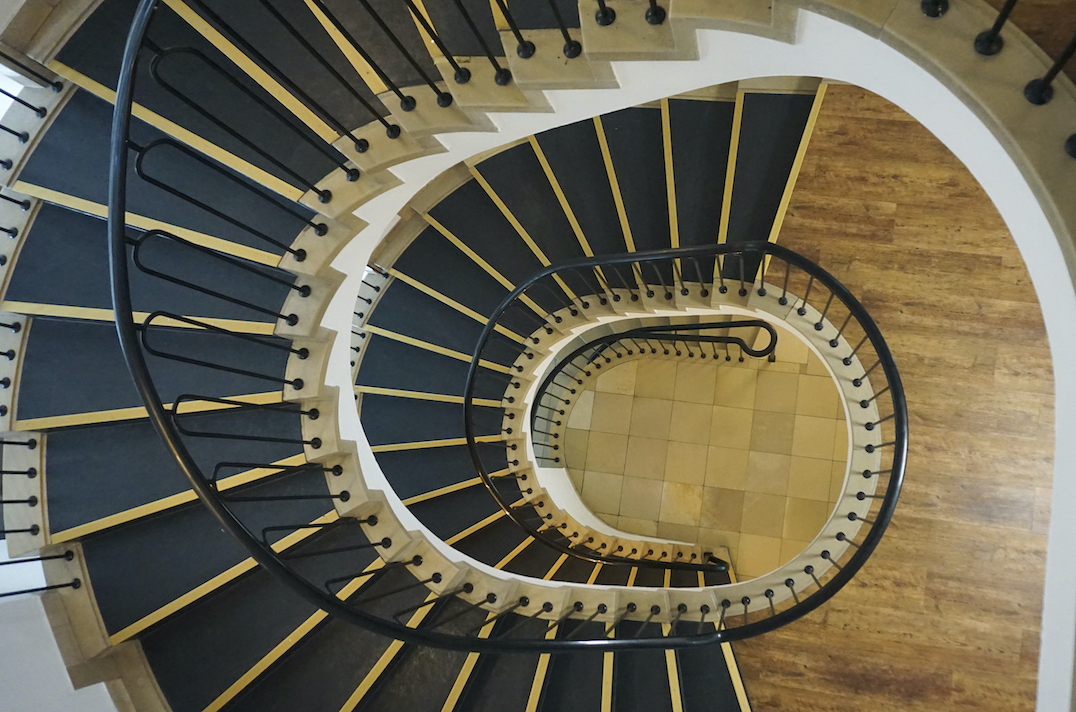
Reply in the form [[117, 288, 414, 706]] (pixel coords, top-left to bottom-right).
[[321, 9, 1076, 711]]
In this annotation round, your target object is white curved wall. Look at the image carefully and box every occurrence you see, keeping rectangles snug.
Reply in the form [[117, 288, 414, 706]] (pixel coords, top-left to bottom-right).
[[325, 9, 1076, 709]]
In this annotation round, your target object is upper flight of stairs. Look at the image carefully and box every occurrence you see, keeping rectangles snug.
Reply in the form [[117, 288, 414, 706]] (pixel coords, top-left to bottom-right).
[[0, 1, 921, 710]]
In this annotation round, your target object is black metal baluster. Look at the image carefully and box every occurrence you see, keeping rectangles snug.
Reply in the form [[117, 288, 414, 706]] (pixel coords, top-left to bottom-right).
[[545, 0, 582, 57], [0, 50, 63, 91], [1025, 29, 1076, 104], [920, 0, 949, 17], [173, 397, 321, 444], [132, 139, 327, 246], [595, 0, 616, 26], [0, 87, 47, 118], [0, 123, 29, 143], [249, 1, 398, 144], [975, 0, 1019, 56], [141, 314, 309, 387], [151, 46, 389, 167], [450, 0, 513, 86], [355, 0, 454, 107], [405, 0, 471, 83], [0, 579, 81, 599], [492, 0, 536, 58], [131, 230, 312, 320], [0, 193, 30, 211], [646, 0, 666, 25]]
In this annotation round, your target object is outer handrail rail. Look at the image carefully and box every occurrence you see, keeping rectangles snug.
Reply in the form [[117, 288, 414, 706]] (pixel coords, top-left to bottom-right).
[[109, 0, 906, 652]]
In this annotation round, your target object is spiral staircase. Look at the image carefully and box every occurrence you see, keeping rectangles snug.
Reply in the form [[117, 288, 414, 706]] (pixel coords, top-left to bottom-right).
[[0, 0, 1072, 710]]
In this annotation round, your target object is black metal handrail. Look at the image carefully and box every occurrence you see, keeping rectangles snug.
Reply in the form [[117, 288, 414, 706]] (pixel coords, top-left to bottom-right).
[[463, 240, 907, 635], [108, 0, 907, 652]]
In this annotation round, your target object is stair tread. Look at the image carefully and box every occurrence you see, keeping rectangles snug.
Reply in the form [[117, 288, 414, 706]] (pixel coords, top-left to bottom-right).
[[16, 317, 289, 420], [419, 0, 504, 59], [371, 443, 506, 501], [80, 465, 331, 635], [615, 621, 676, 712], [669, 97, 735, 257], [355, 332, 510, 400], [6, 203, 291, 323], [55, 0, 362, 190], [44, 407, 302, 534], [600, 106, 671, 255], [360, 392, 503, 446], [19, 90, 311, 256], [140, 523, 380, 712]]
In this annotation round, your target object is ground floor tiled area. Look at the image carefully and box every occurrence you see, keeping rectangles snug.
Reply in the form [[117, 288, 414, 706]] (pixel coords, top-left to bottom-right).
[[562, 329, 849, 579]]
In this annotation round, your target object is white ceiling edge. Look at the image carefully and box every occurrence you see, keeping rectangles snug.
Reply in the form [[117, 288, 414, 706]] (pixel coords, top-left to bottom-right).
[[314, 9, 1073, 710]]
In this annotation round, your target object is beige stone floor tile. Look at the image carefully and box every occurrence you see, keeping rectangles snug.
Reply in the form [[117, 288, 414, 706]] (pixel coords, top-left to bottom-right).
[[787, 456, 833, 501], [833, 419, 849, 460], [783, 497, 830, 541], [713, 367, 757, 410], [618, 516, 658, 537], [705, 446, 749, 489], [779, 538, 810, 567], [564, 428, 590, 469], [566, 390, 594, 429], [674, 361, 718, 404], [619, 476, 664, 520], [773, 334, 809, 364], [749, 411, 795, 454], [796, 374, 840, 418], [755, 370, 800, 413], [585, 431, 629, 473], [598, 512, 618, 528], [701, 487, 745, 531], [806, 352, 829, 377], [657, 521, 699, 543], [568, 468, 585, 490], [745, 451, 791, 495], [664, 441, 708, 485], [591, 392, 634, 435], [830, 460, 848, 501], [659, 482, 703, 526], [624, 436, 669, 480], [740, 492, 786, 538], [698, 528, 740, 555], [737, 534, 783, 578], [669, 401, 712, 444], [634, 359, 677, 399], [791, 415, 838, 459], [596, 360, 638, 394], [755, 359, 803, 374], [711, 405, 753, 450], [629, 397, 674, 440], [581, 471, 624, 516]]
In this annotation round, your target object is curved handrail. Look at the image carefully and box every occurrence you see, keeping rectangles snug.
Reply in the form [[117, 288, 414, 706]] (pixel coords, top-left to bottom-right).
[[464, 240, 907, 635], [109, 0, 905, 651]]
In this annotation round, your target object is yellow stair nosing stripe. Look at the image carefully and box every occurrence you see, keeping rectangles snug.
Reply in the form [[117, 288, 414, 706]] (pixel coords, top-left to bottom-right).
[[110, 512, 338, 644], [717, 92, 745, 245], [593, 116, 636, 253], [663, 624, 686, 712], [51, 454, 307, 543], [203, 565, 382, 712], [383, 270, 524, 343], [301, 0, 389, 95], [422, 214, 546, 316], [361, 325, 511, 373], [767, 82, 828, 246], [467, 167, 577, 302], [401, 477, 482, 506], [340, 594, 439, 712], [370, 435, 502, 453], [16, 392, 281, 431], [0, 301, 275, 335], [444, 509, 507, 546], [353, 385, 501, 408], [47, 61, 303, 202], [11, 182, 280, 267], [529, 136, 594, 257], [661, 98, 679, 250], [164, 0, 337, 142], [543, 553, 569, 581]]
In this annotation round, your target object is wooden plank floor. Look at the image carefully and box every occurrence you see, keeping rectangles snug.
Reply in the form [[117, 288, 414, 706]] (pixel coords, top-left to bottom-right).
[[732, 85, 1054, 711]]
